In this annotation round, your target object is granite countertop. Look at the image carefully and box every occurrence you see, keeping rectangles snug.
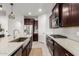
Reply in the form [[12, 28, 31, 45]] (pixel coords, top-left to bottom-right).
[[0, 35, 32, 56], [47, 34, 79, 56]]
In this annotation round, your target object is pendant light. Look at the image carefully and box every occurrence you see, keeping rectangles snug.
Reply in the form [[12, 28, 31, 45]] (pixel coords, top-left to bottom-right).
[[8, 3, 15, 19], [0, 5, 2, 10]]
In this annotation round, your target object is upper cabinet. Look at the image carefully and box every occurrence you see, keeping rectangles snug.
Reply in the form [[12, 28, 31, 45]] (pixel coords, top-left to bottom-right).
[[70, 4, 79, 26], [61, 3, 72, 27], [24, 18, 34, 25], [49, 4, 60, 28], [50, 3, 79, 28]]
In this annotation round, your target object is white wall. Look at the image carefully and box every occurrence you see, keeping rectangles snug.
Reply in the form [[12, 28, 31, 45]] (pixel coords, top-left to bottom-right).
[[0, 4, 9, 36], [38, 13, 51, 44], [38, 14, 46, 43], [0, 15, 8, 36]]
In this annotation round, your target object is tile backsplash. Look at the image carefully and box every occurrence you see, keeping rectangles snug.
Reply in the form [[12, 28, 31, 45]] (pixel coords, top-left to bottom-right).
[[50, 27, 79, 42]]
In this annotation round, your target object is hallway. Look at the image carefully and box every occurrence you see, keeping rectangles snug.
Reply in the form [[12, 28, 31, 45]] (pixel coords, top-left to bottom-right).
[[29, 42, 51, 56]]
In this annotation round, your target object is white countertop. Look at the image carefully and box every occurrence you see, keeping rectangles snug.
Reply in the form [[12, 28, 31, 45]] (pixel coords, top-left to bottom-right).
[[47, 34, 79, 56], [0, 35, 32, 56]]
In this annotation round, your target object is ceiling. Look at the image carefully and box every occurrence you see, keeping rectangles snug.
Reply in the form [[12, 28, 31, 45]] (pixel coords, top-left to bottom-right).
[[2, 3, 55, 17]]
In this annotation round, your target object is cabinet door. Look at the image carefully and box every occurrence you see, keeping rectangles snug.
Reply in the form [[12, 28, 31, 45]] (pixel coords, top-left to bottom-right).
[[54, 4, 59, 17], [61, 3, 79, 27], [53, 42, 65, 56], [22, 48, 27, 56], [24, 18, 34, 25], [28, 40, 31, 55], [14, 48, 22, 56], [33, 34, 38, 41], [26, 44, 30, 56], [13, 47, 22, 56], [61, 4, 72, 27], [49, 14, 53, 28], [53, 41, 73, 56], [51, 4, 59, 28], [46, 36, 54, 55], [70, 4, 79, 26], [26, 39, 32, 56]]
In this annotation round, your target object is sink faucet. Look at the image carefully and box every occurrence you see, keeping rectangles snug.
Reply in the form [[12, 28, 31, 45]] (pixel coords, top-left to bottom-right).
[[13, 29, 19, 39]]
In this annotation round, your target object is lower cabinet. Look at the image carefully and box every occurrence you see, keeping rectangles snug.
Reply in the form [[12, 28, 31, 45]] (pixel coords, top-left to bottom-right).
[[26, 45, 30, 56], [11, 37, 32, 56], [22, 47, 26, 56], [26, 39, 32, 56], [14, 48, 22, 56], [46, 36, 73, 56], [53, 40, 73, 56], [11, 46, 23, 56], [22, 37, 32, 56], [46, 36, 54, 55], [53, 41, 66, 56]]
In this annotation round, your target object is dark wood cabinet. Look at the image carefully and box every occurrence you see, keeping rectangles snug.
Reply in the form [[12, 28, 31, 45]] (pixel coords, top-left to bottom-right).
[[61, 4, 72, 27], [70, 4, 79, 26], [26, 37, 32, 55], [50, 3, 79, 28], [26, 43, 30, 56], [24, 18, 34, 25], [46, 35, 73, 56], [53, 41, 67, 56], [22, 37, 32, 56], [11, 46, 23, 56], [22, 47, 26, 56], [33, 34, 38, 41], [61, 3, 79, 27], [53, 4, 59, 17], [53, 41, 65, 56], [50, 4, 60, 28], [33, 20, 38, 41], [53, 41, 73, 56], [33, 20, 38, 29], [0, 34, 4, 38], [11, 37, 32, 56], [46, 36, 54, 55]]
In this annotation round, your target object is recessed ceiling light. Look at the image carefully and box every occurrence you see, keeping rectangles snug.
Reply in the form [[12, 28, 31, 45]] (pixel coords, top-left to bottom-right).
[[38, 8, 42, 12], [28, 12, 31, 15]]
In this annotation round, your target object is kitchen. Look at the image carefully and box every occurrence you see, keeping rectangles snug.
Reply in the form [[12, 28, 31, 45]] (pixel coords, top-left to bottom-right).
[[0, 3, 79, 56]]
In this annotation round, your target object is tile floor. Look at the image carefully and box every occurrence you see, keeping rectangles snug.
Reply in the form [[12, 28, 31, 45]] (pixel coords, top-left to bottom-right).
[[30, 41, 51, 56]]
